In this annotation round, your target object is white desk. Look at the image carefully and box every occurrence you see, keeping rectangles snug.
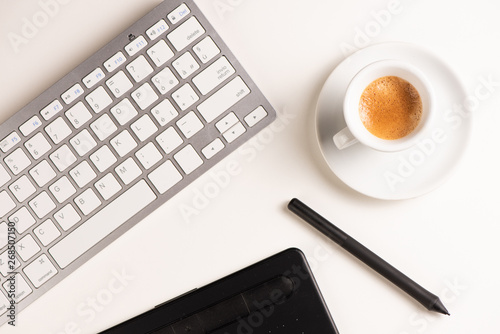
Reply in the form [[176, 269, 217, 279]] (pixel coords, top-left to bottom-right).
[[1, 0, 499, 332]]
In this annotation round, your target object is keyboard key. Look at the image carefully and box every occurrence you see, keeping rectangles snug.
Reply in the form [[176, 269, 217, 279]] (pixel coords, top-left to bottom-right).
[[16, 234, 41, 261], [148, 160, 182, 194], [131, 114, 158, 141], [40, 100, 63, 121], [30, 160, 56, 187], [45, 117, 72, 144], [172, 83, 199, 111], [0, 250, 20, 276], [65, 102, 92, 129], [167, 17, 205, 51], [106, 70, 133, 98], [49, 180, 156, 268], [131, 82, 159, 110], [29, 191, 56, 219], [104, 51, 127, 72], [0, 292, 9, 316], [147, 39, 174, 67], [0, 194, 14, 225], [202, 138, 225, 159], [34, 219, 61, 246], [125, 35, 148, 57], [215, 112, 239, 134], [0, 222, 7, 249], [90, 145, 117, 172], [244, 106, 268, 127], [168, 3, 191, 24], [193, 56, 235, 95], [198, 76, 250, 123], [9, 206, 36, 234], [20, 115, 43, 137], [50, 144, 77, 172], [2, 274, 32, 303], [94, 173, 122, 200], [146, 19, 169, 40], [111, 130, 137, 157], [91, 113, 118, 141], [193, 37, 220, 64], [115, 157, 142, 185], [69, 161, 97, 188], [74, 188, 101, 216], [9, 175, 36, 202], [25, 132, 52, 159], [85, 86, 112, 113], [177, 111, 204, 139], [156, 127, 183, 154], [110, 98, 138, 125], [151, 99, 178, 126], [82, 67, 105, 88], [23, 254, 58, 288], [61, 83, 84, 105], [70, 129, 97, 156], [174, 144, 203, 174], [0, 164, 11, 187], [4, 147, 31, 175], [173, 52, 200, 79], [49, 176, 77, 203], [151, 67, 179, 95], [54, 204, 81, 230], [0, 132, 21, 153], [126, 55, 154, 82], [223, 122, 246, 143], [135, 142, 162, 170]]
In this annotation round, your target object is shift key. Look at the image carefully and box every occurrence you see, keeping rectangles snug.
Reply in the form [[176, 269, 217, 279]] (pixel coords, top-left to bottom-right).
[[198, 76, 250, 123]]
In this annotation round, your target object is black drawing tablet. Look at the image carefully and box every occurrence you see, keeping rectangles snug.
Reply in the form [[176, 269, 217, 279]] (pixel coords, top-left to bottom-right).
[[101, 248, 339, 334]]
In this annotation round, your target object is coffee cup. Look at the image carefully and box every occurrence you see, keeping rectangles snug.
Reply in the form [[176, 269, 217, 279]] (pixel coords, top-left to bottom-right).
[[333, 59, 435, 152]]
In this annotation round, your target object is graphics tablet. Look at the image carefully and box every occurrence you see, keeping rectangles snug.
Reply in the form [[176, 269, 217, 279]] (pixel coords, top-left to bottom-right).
[[101, 248, 339, 333]]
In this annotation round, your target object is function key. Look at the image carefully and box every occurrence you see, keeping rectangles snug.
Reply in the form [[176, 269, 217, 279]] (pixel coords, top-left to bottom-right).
[[146, 19, 169, 40], [83, 68, 105, 88], [125, 35, 148, 57], [104, 51, 127, 72], [61, 83, 84, 105], [40, 100, 63, 121], [19, 115, 42, 137], [0, 132, 21, 153], [168, 3, 191, 24]]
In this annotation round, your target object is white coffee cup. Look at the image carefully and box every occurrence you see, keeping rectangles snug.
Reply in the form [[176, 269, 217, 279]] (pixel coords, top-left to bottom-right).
[[333, 59, 435, 152]]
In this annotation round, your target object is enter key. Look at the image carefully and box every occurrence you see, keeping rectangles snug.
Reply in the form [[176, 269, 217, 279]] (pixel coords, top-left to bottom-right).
[[192, 56, 235, 95]]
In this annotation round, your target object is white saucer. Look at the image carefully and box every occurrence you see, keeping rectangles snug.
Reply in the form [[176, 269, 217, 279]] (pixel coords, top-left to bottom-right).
[[316, 42, 472, 200]]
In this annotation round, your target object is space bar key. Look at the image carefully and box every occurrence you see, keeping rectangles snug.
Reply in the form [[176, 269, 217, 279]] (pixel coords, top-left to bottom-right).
[[49, 180, 157, 269]]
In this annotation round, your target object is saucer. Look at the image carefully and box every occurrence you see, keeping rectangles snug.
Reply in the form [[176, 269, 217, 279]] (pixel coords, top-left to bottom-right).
[[315, 42, 472, 200]]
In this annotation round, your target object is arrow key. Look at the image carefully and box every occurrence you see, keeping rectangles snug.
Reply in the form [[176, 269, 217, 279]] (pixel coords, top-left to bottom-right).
[[202, 138, 224, 159]]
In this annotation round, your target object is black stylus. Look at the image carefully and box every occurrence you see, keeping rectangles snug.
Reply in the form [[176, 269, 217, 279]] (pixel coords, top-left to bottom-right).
[[287, 198, 449, 315]]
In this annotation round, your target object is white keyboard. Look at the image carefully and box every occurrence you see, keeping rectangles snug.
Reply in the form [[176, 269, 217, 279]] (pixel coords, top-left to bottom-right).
[[0, 0, 275, 325]]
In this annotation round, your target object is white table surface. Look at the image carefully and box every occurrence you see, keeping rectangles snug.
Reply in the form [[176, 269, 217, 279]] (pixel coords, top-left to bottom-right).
[[1, 0, 499, 333]]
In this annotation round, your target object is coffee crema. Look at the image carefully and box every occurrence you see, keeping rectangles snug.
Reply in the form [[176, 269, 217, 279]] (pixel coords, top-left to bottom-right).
[[359, 76, 422, 140]]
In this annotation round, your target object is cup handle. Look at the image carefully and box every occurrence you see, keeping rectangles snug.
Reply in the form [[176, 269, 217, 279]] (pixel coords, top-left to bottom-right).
[[333, 127, 358, 150]]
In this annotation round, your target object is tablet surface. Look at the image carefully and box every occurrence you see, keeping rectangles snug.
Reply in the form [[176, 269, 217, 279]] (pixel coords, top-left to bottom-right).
[[101, 248, 339, 334]]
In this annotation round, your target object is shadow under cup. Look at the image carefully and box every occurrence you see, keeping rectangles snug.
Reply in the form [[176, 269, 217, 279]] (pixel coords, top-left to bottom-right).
[[343, 60, 434, 152]]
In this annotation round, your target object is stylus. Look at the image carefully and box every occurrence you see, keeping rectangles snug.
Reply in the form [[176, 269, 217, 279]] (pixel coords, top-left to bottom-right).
[[287, 198, 450, 315]]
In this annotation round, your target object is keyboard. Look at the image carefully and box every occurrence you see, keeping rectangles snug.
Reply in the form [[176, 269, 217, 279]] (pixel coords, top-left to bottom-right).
[[0, 0, 275, 325]]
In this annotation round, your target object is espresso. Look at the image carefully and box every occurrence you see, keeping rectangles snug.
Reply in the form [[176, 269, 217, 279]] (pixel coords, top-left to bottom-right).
[[359, 76, 422, 140]]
